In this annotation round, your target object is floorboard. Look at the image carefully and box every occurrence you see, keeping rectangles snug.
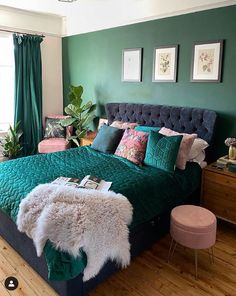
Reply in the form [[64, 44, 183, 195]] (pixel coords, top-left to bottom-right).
[[0, 222, 235, 296]]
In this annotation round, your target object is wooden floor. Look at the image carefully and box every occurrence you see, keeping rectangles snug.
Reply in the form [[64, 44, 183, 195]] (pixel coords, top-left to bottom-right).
[[0, 222, 236, 296]]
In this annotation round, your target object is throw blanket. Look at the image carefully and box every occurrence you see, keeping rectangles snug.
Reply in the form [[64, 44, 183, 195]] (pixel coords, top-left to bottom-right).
[[16, 184, 133, 281]]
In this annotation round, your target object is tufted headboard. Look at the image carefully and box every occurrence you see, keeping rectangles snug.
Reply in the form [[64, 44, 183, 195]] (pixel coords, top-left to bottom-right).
[[105, 103, 217, 145]]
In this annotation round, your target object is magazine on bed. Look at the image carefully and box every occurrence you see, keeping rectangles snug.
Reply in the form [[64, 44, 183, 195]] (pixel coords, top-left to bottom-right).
[[52, 175, 112, 191]]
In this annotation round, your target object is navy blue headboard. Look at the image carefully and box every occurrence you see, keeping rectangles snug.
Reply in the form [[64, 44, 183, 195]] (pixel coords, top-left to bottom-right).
[[105, 103, 217, 145]]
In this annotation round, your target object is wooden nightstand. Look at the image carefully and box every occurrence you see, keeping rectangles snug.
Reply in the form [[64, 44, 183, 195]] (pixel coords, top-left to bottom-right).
[[80, 132, 97, 147], [201, 162, 236, 224]]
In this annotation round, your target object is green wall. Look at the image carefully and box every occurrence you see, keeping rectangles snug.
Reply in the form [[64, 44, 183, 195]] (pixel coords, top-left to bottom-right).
[[62, 5, 236, 157]]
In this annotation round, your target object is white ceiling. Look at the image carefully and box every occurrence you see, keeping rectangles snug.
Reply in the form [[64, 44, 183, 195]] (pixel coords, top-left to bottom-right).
[[0, 0, 236, 36]]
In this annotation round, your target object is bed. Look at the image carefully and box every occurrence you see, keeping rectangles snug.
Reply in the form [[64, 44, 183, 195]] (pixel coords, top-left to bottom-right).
[[0, 103, 217, 296]]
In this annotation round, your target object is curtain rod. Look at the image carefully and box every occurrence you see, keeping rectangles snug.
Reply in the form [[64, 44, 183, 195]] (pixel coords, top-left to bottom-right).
[[0, 28, 45, 38]]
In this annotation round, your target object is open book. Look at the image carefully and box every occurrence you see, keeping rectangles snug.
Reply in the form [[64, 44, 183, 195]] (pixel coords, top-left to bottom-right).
[[51, 175, 112, 191]]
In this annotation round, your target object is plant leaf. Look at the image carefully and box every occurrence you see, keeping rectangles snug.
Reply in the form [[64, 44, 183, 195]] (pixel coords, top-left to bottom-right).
[[72, 138, 80, 147], [60, 118, 76, 127], [64, 105, 79, 119]]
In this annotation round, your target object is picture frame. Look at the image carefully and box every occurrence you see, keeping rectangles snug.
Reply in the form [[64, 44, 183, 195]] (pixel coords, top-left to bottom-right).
[[191, 40, 223, 82], [152, 45, 178, 82], [122, 48, 143, 82]]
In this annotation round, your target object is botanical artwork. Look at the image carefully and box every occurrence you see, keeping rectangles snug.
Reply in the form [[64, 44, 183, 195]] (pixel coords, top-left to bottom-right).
[[191, 40, 223, 82], [197, 49, 215, 74], [153, 45, 178, 82], [159, 53, 171, 75], [122, 48, 142, 82]]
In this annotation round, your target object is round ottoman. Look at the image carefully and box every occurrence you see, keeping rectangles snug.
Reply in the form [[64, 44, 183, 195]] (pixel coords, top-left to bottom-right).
[[168, 205, 217, 279]]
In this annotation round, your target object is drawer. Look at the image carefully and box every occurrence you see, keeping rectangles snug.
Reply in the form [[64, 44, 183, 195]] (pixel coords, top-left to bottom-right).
[[203, 182, 236, 203], [204, 171, 236, 188], [202, 185, 236, 223]]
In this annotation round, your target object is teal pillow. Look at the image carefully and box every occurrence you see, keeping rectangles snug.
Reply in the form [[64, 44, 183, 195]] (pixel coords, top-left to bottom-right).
[[144, 131, 183, 173], [91, 125, 124, 154], [135, 126, 161, 133]]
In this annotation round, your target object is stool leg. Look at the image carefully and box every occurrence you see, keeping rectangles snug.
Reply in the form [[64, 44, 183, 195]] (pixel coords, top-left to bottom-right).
[[170, 241, 177, 261], [168, 238, 174, 263], [208, 249, 213, 264], [211, 247, 215, 264], [195, 250, 198, 280]]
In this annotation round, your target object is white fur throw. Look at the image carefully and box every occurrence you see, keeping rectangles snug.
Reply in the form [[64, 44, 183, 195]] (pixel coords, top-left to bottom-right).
[[16, 184, 133, 281]]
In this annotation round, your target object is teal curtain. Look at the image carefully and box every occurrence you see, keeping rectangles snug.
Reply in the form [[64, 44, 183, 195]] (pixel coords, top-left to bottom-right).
[[13, 34, 43, 156]]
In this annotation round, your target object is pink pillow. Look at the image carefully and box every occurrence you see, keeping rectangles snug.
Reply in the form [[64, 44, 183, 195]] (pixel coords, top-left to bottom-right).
[[110, 121, 138, 129], [159, 127, 197, 170], [114, 129, 148, 165]]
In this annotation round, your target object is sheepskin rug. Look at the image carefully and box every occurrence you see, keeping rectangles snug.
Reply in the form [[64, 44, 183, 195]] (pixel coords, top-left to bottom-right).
[[16, 184, 133, 281]]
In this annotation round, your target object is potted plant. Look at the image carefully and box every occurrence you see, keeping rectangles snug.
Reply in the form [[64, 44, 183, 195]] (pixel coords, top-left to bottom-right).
[[61, 85, 96, 146], [2, 121, 23, 159]]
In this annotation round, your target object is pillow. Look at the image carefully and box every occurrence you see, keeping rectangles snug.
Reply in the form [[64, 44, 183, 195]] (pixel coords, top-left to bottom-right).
[[91, 125, 124, 154], [144, 131, 183, 173], [110, 121, 138, 129], [188, 138, 209, 160], [47, 115, 73, 138], [189, 150, 206, 164], [44, 117, 65, 138], [159, 127, 197, 170], [135, 126, 161, 133], [114, 129, 148, 165]]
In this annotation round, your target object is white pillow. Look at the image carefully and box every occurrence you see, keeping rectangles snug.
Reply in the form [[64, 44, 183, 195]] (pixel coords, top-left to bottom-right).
[[189, 150, 205, 163], [188, 138, 209, 160]]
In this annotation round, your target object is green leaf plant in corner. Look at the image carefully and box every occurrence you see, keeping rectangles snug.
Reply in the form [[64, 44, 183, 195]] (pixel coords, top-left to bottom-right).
[[61, 85, 96, 146], [2, 121, 23, 159]]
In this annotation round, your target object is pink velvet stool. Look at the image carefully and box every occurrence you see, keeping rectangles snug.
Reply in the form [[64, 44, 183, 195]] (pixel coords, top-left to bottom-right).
[[38, 138, 71, 153], [168, 205, 217, 279]]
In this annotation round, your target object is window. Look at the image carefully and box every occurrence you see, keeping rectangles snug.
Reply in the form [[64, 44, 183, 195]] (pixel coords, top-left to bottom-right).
[[0, 34, 14, 132]]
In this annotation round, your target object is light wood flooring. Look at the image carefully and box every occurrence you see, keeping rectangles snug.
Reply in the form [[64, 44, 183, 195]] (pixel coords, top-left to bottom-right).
[[0, 222, 235, 296]]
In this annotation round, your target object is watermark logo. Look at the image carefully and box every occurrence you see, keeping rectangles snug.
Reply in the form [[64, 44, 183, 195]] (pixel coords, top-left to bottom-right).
[[4, 276, 18, 291]]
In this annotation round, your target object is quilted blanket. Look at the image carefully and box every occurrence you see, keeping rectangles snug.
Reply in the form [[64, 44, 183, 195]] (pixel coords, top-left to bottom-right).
[[0, 146, 201, 280]]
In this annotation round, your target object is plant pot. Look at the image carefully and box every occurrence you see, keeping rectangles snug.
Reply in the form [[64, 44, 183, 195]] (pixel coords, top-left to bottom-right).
[[228, 145, 236, 160]]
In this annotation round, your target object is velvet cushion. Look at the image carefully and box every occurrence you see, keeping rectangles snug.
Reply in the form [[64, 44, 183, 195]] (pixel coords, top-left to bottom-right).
[[144, 131, 183, 173], [159, 127, 197, 170], [44, 118, 65, 139], [114, 129, 148, 165], [135, 126, 161, 133], [110, 121, 138, 129], [46, 115, 73, 138], [91, 125, 124, 154]]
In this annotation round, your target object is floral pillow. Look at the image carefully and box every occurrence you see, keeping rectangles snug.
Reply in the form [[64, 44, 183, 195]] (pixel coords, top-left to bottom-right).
[[110, 121, 138, 129], [114, 129, 148, 165], [44, 118, 66, 139], [159, 127, 197, 170]]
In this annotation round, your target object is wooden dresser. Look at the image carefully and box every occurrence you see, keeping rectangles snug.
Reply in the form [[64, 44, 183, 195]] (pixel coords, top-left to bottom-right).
[[201, 163, 236, 224]]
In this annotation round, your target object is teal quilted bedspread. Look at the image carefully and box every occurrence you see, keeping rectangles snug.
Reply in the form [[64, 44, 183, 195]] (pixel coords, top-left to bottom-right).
[[0, 147, 201, 280]]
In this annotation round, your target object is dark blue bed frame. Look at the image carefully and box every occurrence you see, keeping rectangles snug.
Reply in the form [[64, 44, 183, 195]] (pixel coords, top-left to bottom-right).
[[0, 103, 217, 296]]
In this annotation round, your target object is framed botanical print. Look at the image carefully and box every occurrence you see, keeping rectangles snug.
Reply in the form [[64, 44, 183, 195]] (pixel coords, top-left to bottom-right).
[[191, 40, 223, 82], [152, 45, 178, 82], [122, 48, 143, 82]]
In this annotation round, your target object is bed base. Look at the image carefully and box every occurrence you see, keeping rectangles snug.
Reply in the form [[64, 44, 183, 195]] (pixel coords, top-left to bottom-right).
[[0, 208, 170, 296]]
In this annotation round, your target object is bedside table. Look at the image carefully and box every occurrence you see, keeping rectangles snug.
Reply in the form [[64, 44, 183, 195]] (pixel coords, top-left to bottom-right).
[[201, 162, 236, 224], [80, 132, 97, 147]]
